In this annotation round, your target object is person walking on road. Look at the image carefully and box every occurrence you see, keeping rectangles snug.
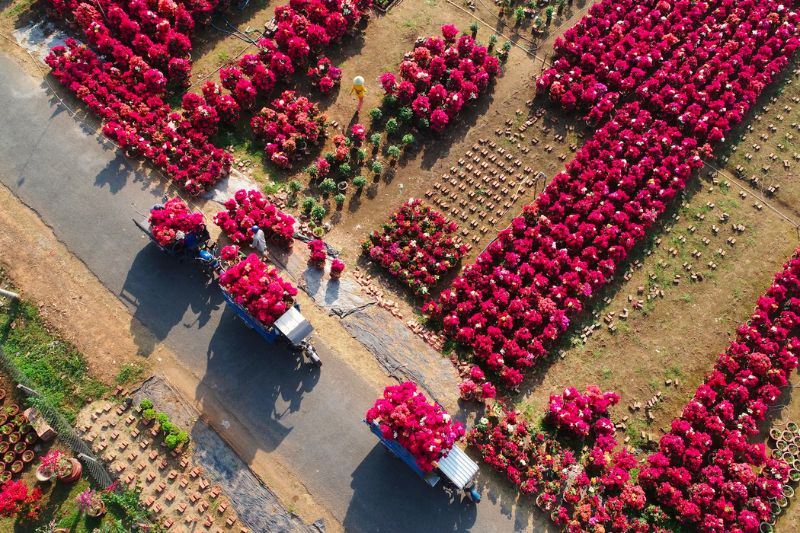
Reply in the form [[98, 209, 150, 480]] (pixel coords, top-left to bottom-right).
[[251, 225, 267, 255], [350, 75, 366, 113]]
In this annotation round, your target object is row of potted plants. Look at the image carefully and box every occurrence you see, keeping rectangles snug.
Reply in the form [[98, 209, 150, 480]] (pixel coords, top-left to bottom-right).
[[379, 24, 502, 133], [45, 41, 232, 194], [424, 102, 702, 393], [538, 0, 800, 139], [362, 198, 468, 297], [0, 400, 37, 484], [638, 250, 800, 531], [139, 399, 190, 450]]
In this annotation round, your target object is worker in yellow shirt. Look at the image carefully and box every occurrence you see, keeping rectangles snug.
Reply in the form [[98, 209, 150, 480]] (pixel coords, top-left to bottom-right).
[[350, 75, 366, 113]]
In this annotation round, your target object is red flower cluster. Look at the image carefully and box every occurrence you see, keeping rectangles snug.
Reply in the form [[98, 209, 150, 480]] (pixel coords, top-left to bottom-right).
[[365, 381, 465, 473], [538, 0, 800, 139], [380, 24, 501, 132], [46, 41, 231, 194], [546, 385, 620, 440], [330, 258, 345, 279], [425, 103, 701, 390], [251, 91, 327, 168], [213, 189, 295, 248], [148, 197, 205, 246], [638, 251, 800, 531], [362, 198, 468, 297], [469, 404, 652, 532], [219, 254, 298, 327]]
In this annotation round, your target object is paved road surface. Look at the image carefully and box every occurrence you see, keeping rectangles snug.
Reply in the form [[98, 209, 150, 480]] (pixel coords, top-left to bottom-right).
[[0, 53, 545, 532]]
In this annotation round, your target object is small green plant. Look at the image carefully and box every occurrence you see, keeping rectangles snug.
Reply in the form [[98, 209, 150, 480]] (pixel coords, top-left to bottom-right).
[[385, 118, 399, 135], [356, 148, 367, 162], [369, 132, 382, 146], [369, 108, 383, 121], [470, 21, 479, 38], [401, 133, 415, 146], [139, 399, 153, 411], [288, 180, 302, 194], [320, 178, 337, 196], [324, 151, 335, 165], [338, 162, 352, 176], [353, 175, 367, 189], [545, 5, 554, 23], [301, 197, 316, 213], [488, 34, 498, 53], [306, 164, 318, 178], [311, 204, 327, 221], [142, 408, 156, 421], [155, 412, 169, 426], [387, 145, 401, 160], [383, 94, 399, 109], [514, 6, 524, 22], [371, 160, 384, 174], [398, 106, 413, 122], [334, 193, 346, 207]]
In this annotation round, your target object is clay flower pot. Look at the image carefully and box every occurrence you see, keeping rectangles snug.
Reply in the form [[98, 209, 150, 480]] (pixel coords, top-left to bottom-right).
[[0, 425, 12, 436], [20, 423, 33, 435], [0, 442, 8, 455], [4, 404, 19, 417], [783, 485, 795, 499], [21, 450, 34, 463], [13, 442, 25, 454], [8, 432, 20, 444], [0, 388, 6, 402], [0, 471, 10, 484], [3, 451, 16, 465], [35, 465, 54, 482], [10, 460, 23, 474], [771, 427, 784, 441], [87, 501, 106, 518], [57, 458, 82, 483], [0, 414, 8, 427], [789, 422, 799, 434], [24, 433, 36, 445]]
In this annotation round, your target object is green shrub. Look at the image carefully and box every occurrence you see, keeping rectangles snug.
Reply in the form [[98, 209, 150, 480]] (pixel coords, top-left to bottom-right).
[[142, 408, 156, 421], [369, 133, 382, 146], [334, 193, 346, 207], [165, 434, 179, 449], [353, 176, 367, 189], [155, 412, 169, 426], [301, 197, 316, 213], [383, 94, 398, 108], [385, 118, 399, 135], [320, 178, 337, 196], [401, 133, 415, 145], [356, 148, 367, 162], [306, 164, 318, 179], [338, 162, 352, 176], [398, 107, 413, 122], [311, 204, 327, 221], [288, 180, 302, 193], [371, 161, 384, 174], [139, 399, 153, 411], [387, 145, 401, 159], [369, 108, 382, 121]]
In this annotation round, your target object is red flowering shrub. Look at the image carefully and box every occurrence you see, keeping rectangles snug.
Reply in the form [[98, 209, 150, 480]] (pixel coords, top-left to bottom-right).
[[148, 197, 205, 246], [308, 239, 326, 268], [330, 258, 345, 279], [307, 56, 342, 93], [251, 91, 327, 169], [637, 250, 800, 531], [546, 385, 620, 440], [380, 24, 501, 133], [365, 381, 465, 473], [213, 189, 295, 247], [219, 254, 298, 327], [0, 480, 42, 520], [363, 198, 468, 297]]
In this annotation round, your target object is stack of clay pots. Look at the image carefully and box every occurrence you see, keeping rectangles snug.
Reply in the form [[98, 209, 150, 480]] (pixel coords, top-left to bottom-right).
[[762, 422, 800, 532], [0, 388, 38, 484]]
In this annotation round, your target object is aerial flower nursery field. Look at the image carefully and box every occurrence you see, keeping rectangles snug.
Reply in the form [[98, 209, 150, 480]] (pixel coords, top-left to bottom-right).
[[4, 0, 800, 530]]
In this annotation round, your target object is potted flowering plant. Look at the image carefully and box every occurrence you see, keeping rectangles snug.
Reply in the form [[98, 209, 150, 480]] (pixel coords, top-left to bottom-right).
[[307, 240, 326, 269], [75, 488, 106, 517], [0, 480, 42, 521], [329, 258, 345, 280], [36, 450, 80, 483]]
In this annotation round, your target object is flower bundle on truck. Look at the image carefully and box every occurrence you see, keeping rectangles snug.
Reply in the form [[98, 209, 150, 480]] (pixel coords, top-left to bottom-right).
[[365, 381, 481, 501]]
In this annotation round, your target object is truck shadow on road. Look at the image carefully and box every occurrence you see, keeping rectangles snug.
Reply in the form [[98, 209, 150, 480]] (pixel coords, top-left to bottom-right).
[[343, 445, 478, 533], [120, 244, 222, 356], [194, 305, 321, 456]]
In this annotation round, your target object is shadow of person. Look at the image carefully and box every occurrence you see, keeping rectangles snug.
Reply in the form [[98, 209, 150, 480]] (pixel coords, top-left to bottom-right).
[[119, 244, 222, 356], [193, 304, 321, 459], [324, 279, 340, 305], [343, 445, 478, 533]]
